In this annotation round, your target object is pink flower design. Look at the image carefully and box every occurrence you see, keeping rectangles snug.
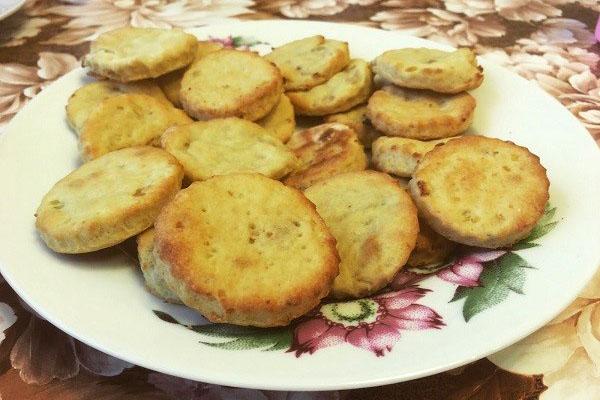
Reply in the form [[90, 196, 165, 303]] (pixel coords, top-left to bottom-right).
[[207, 35, 269, 51], [437, 250, 506, 287], [389, 270, 425, 290], [209, 35, 235, 48], [290, 287, 443, 357]]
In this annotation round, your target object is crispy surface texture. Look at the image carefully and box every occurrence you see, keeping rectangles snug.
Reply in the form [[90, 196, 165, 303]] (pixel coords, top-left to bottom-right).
[[367, 86, 475, 140], [372, 136, 453, 177], [304, 171, 419, 299], [79, 93, 193, 161], [406, 219, 456, 268], [409, 136, 549, 248], [180, 49, 283, 121], [284, 123, 367, 190], [372, 48, 483, 94], [137, 228, 181, 303], [84, 27, 198, 82], [66, 80, 170, 134], [324, 105, 379, 148], [264, 35, 350, 91], [257, 94, 295, 143], [161, 118, 297, 181], [287, 59, 373, 116], [153, 173, 340, 327], [36, 147, 183, 254], [157, 41, 223, 108]]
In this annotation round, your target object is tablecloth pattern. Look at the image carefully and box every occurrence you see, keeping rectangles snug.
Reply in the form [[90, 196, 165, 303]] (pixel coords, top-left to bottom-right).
[[0, 1, 599, 399]]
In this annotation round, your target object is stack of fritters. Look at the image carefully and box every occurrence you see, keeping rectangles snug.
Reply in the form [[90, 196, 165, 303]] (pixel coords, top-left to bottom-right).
[[35, 28, 550, 328]]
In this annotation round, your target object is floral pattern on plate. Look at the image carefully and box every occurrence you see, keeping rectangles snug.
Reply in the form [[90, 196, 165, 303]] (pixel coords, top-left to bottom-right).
[[154, 205, 558, 355]]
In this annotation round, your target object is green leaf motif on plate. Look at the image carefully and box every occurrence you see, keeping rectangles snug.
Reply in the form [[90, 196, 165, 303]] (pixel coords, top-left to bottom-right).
[[511, 205, 558, 250], [150, 310, 293, 352], [231, 35, 266, 48], [152, 310, 179, 324], [193, 324, 292, 351], [444, 204, 559, 322], [452, 253, 532, 321]]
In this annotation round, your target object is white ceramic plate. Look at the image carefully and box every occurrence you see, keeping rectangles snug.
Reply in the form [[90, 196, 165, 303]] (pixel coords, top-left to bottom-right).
[[1, 21, 600, 391], [0, 0, 25, 20]]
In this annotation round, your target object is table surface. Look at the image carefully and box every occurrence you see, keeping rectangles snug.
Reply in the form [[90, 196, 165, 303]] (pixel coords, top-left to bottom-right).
[[0, 1, 599, 399]]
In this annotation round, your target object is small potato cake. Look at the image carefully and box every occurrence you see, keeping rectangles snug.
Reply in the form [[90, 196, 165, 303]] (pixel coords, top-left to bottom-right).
[[161, 118, 297, 181], [406, 219, 456, 268], [304, 171, 419, 299], [324, 105, 380, 148], [137, 228, 181, 304], [180, 49, 283, 121], [409, 136, 550, 249], [79, 93, 193, 161], [372, 136, 453, 178], [367, 86, 475, 140], [372, 48, 483, 94], [36, 147, 183, 254], [264, 35, 350, 91], [84, 27, 198, 82], [284, 123, 367, 190], [256, 94, 295, 143], [287, 59, 373, 116], [66, 80, 170, 134], [157, 41, 223, 108], [152, 173, 340, 327]]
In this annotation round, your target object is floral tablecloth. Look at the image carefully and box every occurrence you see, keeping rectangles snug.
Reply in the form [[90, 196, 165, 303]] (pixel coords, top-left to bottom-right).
[[1, 1, 599, 399]]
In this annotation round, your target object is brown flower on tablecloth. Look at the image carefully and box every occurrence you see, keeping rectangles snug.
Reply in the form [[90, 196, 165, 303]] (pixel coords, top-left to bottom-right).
[[34, 0, 254, 46], [436, 0, 582, 32], [255, 0, 380, 19], [0, 51, 78, 127], [10, 316, 80, 384], [0, 302, 17, 344], [528, 18, 598, 47], [147, 372, 346, 400], [0, 16, 50, 47], [10, 315, 132, 385], [477, 17, 600, 140], [371, 6, 505, 46], [443, 0, 599, 21], [489, 268, 600, 399], [572, 0, 600, 12], [495, 0, 561, 22]]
